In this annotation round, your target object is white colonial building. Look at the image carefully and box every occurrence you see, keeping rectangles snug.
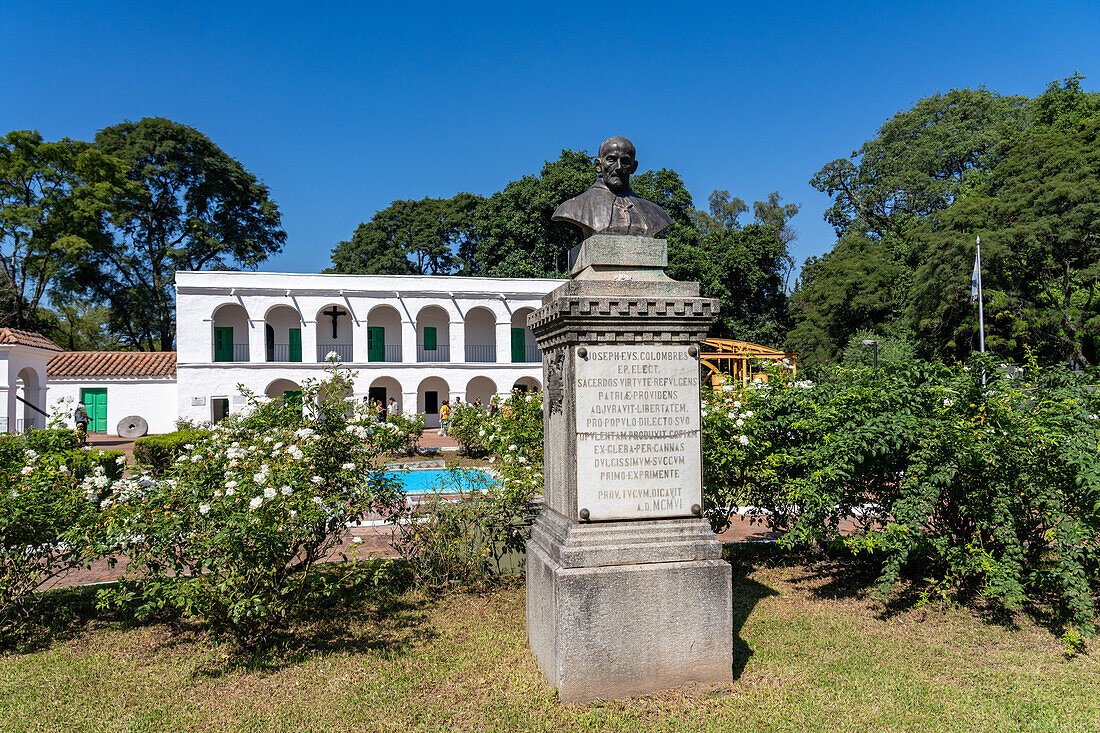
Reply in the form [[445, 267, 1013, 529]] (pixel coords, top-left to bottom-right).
[[175, 271, 563, 428]]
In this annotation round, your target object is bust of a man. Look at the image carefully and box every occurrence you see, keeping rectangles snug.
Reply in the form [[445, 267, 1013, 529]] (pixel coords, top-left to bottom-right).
[[552, 136, 673, 238]]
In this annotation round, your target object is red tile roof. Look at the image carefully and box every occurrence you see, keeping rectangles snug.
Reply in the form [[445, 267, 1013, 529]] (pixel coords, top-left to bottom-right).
[[0, 328, 62, 352], [47, 351, 177, 378]]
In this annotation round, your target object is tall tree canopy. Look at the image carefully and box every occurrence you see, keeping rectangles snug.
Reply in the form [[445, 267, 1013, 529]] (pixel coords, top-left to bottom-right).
[[790, 76, 1100, 367], [67, 118, 285, 350], [329, 194, 481, 276], [0, 131, 131, 330]]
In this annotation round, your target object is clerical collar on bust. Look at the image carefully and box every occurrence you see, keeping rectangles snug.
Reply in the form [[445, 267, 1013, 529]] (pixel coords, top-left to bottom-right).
[[593, 177, 636, 199]]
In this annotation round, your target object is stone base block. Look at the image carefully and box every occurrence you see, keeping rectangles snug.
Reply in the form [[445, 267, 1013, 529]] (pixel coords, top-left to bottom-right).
[[526, 539, 733, 702]]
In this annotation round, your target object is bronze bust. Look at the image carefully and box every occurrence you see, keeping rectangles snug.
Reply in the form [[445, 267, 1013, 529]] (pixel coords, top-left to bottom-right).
[[552, 136, 673, 238]]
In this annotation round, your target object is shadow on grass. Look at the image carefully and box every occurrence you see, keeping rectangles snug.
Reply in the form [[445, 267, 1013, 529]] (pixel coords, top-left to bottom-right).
[[724, 544, 782, 680], [737, 542, 1083, 644], [0, 583, 127, 655]]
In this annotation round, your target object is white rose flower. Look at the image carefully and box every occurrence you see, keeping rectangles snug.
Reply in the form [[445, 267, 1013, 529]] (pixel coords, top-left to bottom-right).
[[943, 398, 955, 408], [341, 462, 355, 471], [93, 475, 109, 488], [226, 480, 238, 489], [249, 497, 263, 510], [226, 488, 236, 496], [352, 537, 362, 544], [289, 510, 297, 518], [115, 455, 126, 466], [311, 476, 325, 485], [281, 486, 292, 496], [199, 503, 211, 515], [735, 419, 744, 427], [21, 466, 34, 476], [326, 350, 340, 361], [738, 435, 750, 446], [263, 487, 276, 499], [253, 472, 267, 484], [287, 445, 304, 460]]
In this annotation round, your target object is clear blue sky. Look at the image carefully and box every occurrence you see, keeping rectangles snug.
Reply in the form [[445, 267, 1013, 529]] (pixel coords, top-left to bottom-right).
[[3, 0, 1098, 279]]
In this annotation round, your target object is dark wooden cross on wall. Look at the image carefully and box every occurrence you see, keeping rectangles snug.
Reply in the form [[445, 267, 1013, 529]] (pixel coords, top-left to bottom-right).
[[323, 306, 346, 339]]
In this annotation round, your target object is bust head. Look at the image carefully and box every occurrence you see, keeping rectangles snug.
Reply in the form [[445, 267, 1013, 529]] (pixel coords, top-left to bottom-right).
[[596, 136, 639, 194]]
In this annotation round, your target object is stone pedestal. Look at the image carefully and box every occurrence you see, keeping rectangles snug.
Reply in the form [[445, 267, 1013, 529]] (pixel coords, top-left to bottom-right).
[[526, 234, 732, 703]]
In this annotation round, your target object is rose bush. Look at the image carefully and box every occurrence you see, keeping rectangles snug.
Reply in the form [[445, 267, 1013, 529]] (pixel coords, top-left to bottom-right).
[[94, 364, 405, 646], [0, 435, 122, 640]]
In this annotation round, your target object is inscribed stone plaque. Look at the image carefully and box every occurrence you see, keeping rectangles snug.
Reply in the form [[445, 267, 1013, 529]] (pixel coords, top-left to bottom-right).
[[574, 344, 702, 521]]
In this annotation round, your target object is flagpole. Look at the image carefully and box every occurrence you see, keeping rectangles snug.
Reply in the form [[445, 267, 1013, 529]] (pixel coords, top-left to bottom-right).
[[976, 235, 985, 354]]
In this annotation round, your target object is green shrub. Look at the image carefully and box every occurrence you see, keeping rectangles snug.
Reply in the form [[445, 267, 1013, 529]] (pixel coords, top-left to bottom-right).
[[449, 402, 489, 454], [392, 468, 537, 589], [133, 429, 209, 476], [95, 365, 405, 647], [371, 412, 424, 455], [1, 445, 101, 640], [703, 354, 1100, 634], [23, 429, 79, 454], [39, 449, 126, 481]]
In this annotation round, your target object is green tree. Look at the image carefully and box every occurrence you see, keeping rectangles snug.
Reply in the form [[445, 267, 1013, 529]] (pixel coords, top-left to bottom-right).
[[328, 194, 481, 276], [911, 113, 1100, 366], [810, 87, 1026, 245], [39, 292, 122, 351], [0, 131, 131, 330], [470, 149, 593, 277], [70, 118, 285, 350], [787, 233, 909, 366]]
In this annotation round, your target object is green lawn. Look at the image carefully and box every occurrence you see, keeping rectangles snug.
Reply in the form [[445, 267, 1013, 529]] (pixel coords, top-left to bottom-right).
[[1, 550, 1097, 732]]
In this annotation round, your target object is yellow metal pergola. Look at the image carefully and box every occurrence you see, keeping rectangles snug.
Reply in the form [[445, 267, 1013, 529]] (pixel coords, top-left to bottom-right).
[[699, 338, 798, 388]]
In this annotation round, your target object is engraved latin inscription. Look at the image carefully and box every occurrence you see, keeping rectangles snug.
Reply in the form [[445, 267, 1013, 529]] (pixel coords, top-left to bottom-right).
[[574, 345, 702, 521]]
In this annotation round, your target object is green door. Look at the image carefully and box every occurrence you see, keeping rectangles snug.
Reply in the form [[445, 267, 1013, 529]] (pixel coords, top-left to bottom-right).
[[368, 327, 385, 362], [214, 327, 234, 362], [511, 328, 525, 362], [288, 328, 302, 362], [423, 326, 437, 351], [81, 388, 108, 433]]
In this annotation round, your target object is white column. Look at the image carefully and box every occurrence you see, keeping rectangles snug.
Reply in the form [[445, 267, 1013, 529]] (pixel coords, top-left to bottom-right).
[[401, 321, 417, 363], [401, 390, 417, 416], [450, 319, 464, 363], [496, 321, 512, 364], [302, 320, 318, 363], [1, 386, 13, 433], [248, 317, 265, 363]]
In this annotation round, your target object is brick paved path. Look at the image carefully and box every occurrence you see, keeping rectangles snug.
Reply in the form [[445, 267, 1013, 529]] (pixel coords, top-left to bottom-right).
[[39, 515, 782, 591]]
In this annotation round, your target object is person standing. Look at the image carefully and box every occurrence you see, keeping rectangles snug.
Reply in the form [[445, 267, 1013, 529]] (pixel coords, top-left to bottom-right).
[[388, 397, 399, 415], [439, 399, 451, 435], [74, 402, 89, 446]]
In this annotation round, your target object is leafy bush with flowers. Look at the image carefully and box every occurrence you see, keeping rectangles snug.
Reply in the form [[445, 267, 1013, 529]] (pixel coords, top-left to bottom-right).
[[448, 402, 490, 455], [703, 354, 1100, 634], [93, 363, 405, 646], [369, 411, 425, 456], [0, 435, 124, 639], [391, 390, 544, 588]]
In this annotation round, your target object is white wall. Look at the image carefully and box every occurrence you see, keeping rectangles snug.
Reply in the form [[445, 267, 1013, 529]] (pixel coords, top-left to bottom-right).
[[48, 378, 178, 435], [1, 345, 51, 433]]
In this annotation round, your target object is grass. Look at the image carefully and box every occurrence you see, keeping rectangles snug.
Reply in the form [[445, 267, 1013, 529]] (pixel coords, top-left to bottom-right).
[[1, 549, 1098, 732]]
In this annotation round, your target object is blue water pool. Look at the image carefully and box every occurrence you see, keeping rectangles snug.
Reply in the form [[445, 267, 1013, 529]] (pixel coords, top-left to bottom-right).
[[384, 468, 497, 495]]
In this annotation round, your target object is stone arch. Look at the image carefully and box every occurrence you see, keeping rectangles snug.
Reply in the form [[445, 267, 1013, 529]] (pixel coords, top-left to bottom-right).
[[416, 376, 450, 429], [367, 376, 403, 415], [512, 376, 541, 393], [314, 302, 353, 362], [510, 307, 539, 363], [465, 376, 497, 406], [464, 307, 497, 362], [366, 304, 402, 362], [415, 305, 451, 362], [211, 303, 250, 362], [16, 366, 45, 431], [264, 304, 302, 362]]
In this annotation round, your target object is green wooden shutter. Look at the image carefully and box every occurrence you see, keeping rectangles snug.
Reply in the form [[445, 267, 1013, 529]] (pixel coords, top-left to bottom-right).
[[214, 327, 233, 362], [368, 327, 385, 361], [424, 326, 437, 351], [288, 328, 302, 362], [511, 328, 525, 362]]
